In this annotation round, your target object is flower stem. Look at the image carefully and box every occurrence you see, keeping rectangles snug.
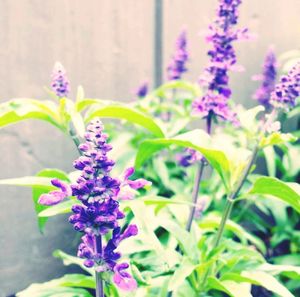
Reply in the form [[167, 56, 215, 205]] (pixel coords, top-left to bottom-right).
[[200, 144, 259, 290], [186, 115, 212, 232], [95, 235, 104, 297], [69, 128, 82, 155]]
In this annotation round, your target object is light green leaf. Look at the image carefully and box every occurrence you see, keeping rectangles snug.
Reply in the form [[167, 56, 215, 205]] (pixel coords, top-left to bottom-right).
[[242, 271, 295, 297], [85, 104, 165, 137], [237, 105, 264, 132], [53, 250, 94, 275], [208, 277, 252, 297], [260, 132, 297, 148], [257, 263, 300, 279], [263, 146, 276, 177], [0, 176, 56, 188], [248, 177, 300, 213], [0, 98, 61, 130], [168, 258, 196, 292], [199, 215, 266, 253], [17, 285, 93, 297], [38, 199, 77, 217], [135, 129, 231, 190]]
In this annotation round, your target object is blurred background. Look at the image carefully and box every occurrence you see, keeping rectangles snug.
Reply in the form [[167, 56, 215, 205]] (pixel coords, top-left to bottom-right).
[[0, 0, 299, 295]]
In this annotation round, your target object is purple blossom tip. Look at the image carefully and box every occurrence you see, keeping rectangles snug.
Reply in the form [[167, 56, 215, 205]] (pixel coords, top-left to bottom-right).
[[193, 0, 247, 123], [51, 62, 70, 98], [270, 62, 300, 109], [113, 263, 137, 291], [135, 81, 149, 98], [167, 30, 189, 81], [253, 48, 277, 108]]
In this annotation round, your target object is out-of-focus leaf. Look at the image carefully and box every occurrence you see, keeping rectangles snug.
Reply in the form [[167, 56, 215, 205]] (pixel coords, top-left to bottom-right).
[[53, 250, 94, 275], [263, 146, 276, 177], [135, 129, 231, 190], [242, 271, 295, 297], [168, 257, 196, 292], [85, 104, 165, 137], [0, 98, 61, 129], [199, 215, 266, 253], [17, 285, 93, 297], [0, 176, 56, 188], [237, 105, 264, 132], [247, 177, 300, 213], [257, 263, 300, 280], [208, 277, 252, 297], [259, 132, 297, 148]]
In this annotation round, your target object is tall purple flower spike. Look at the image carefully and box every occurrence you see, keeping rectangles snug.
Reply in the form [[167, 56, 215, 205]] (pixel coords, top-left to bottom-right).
[[51, 62, 70, 98], [270, 62, 300, 109], [193, 0, 248, 123], [39, 119, 150, 291], [167, 30, 189, 81], [253, 48, 277, 108]]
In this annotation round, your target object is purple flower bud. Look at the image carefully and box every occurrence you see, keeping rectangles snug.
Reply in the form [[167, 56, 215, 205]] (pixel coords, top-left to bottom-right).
[[135, 81, 148, 98], [83, 259, 95, 268], [127, 178, 151, 190], [51, 62, 70, 98], [38, 191, 66, 206]]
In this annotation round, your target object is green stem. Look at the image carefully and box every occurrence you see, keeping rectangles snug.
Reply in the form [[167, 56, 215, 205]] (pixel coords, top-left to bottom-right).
[[95, 235, 104, 297], [69, 128, 82, 155], [200, 144, 259, 290]]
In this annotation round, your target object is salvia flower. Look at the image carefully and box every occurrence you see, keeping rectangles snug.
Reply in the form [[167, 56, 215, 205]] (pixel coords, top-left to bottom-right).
[[270, 62, 300, 109], [253, 48, 277, 108], [135, 81, 148, 98], [39, 119, 150, 291], [51, 62, 70, 98], [193, 0, 248, 123], [167, 30, 189, 80], [177, 148, 201, 168]]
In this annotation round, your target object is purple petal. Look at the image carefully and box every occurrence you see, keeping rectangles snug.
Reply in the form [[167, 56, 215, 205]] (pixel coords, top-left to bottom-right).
[[38, 191, 66, 206], [51, 179, 72, 196], [123, 167, 135, 180], [113, 263, 137, 291], [127, 178, 151, 190]]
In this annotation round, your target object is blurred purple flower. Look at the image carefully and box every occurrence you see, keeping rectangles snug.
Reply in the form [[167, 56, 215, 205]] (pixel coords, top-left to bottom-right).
[[135, 81, 149, 98], [271, 62, 300, 109], [193, 0, 248, 123], [253, 48, 277, 108], [167, 30, 189, 80], [177, 148, 201, 167], [51, 62, 70, 98]]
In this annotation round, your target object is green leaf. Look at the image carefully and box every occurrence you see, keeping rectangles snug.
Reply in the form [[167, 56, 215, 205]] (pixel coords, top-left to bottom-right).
[[33, 169, 70, 232], [260, 132, 297, 148], [168, 258, 196, 292], [208, 277, 252, 297], [17, 285, 93, 297], [135, 130, 231, 190], [242, 271, 295, 297], [85, 104, 165, 137], [39, 199, 77, 217], [199, 215, 266, 253], [0, 176, 56, 188], [257, 263, 300, 280], [248, 177, 300, 213], [0, 98, 61, 130], [53, 250, 94, 275], [263, 146, 276, 177]]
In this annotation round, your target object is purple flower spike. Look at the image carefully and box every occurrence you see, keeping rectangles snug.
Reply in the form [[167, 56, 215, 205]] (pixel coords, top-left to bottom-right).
[[167, 30, 189, 81], [113, 263, 137, 291], [253, 48, 277, 108], [51, 62, 70, 98], [193, 0, 248, 123], [271, 62, 300, 109]]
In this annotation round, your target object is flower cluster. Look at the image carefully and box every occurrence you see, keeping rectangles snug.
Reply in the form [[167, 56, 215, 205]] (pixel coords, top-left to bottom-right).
[[39, 119, 150, 291], [270, 62, 300, 109], [167, 30, 189, 81], [135, 81, 149, 98], [253, 48, 277, 108], [51, 62, 70, 98], [193, 0, 248, 123]]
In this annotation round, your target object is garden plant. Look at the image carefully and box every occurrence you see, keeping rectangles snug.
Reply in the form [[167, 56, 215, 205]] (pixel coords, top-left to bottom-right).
[[0, 0, 300, 296]]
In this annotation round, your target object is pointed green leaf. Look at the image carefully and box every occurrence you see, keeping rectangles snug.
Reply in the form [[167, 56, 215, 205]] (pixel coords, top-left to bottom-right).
[[85, 104, 165, 137], [248, 177, 300, 213], [38, 199, 77, 217]]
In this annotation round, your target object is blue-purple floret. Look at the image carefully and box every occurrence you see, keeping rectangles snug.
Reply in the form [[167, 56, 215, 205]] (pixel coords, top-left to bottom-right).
[[167, 30, 189, 80], [271, 62, 300, 109], [253, 48, 277, 108], [135, 81, 149, 98], [51, 62, 70, 98], [193, 0, 248, 123]]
